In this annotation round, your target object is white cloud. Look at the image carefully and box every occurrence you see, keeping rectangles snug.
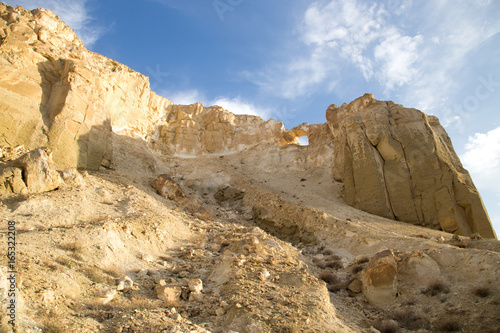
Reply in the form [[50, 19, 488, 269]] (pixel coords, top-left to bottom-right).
[[461, 126, 500, 191], [158, 89, 270, 120], [245, 0, 424, 99], [301, 0, 424, 92], [211, 96, 270, 120], [4, 0, 104, 47], [162, 89, 204, 105]]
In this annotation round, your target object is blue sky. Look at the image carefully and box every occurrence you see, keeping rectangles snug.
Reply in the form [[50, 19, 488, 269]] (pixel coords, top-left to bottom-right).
[[5, 0, 500, 236]]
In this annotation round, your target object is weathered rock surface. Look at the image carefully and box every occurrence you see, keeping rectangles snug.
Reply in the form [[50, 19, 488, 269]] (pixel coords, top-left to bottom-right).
[[328, 94, 496, 239], [361, 249, 399, 307], [0, 147, 61, 193]]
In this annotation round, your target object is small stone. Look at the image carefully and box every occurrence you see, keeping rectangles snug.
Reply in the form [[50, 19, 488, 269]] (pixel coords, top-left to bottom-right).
[[142, 254, 154, 262], [155, 278, 167, 286], [369, 327, 381, 333], [116, 276, 133, 291], [155, 285, 182, 305], [136, 269, 148, 278], [347, 279, 362, 293], [98, 288, 117, 304], [215, 308, 225, 316], [258, 270, 271, 281], [188, 279, 203, 293], [210, 243, 222, 252], [189, 291, 204, 302]]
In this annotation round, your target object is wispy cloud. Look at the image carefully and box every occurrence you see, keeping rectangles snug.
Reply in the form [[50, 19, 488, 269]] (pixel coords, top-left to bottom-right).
[[4, 0, 105, 47], [243, 0, 500, 121], [245, 0, 423, 99]]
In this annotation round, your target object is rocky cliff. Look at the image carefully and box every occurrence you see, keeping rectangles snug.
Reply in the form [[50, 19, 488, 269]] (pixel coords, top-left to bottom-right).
[[1, 4, 500, 333], [0, 3, 495, 239], [327, 94, 496, 239]]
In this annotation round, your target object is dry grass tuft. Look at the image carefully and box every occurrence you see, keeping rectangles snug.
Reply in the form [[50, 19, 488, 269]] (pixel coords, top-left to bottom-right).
[[355, 255, 370, 264], [103, 265, 125, 278], [371, 319, 399, 333], [60, 240, 84, 253], [322, 249, 334, 255], [319, 272, 338, 284], [314, 259, 327, 269], [83, 267, 110, 284], [437, 320, 462, 332], [325, 260, 343, 269], [42, 311, 65, 333], [422, 280, 450, 296], [55, 256, 75, 268], [391, 308, 430, 330], [473, 287, 491, 298], [351, 264, 364, 274]]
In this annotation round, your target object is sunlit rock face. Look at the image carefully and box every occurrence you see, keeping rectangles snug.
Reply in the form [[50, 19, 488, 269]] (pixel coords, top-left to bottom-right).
[[327, 94, 496, 239], [0, 4, 495, 239]]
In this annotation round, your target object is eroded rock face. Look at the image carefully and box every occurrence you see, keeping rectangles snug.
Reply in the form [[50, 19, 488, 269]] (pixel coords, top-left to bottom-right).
[[0, 5, 494, 240], [361, 249, 399, 307], [0, 147, 61, 194], [328, 94, 496, 239], [0, 4, 168, 170]]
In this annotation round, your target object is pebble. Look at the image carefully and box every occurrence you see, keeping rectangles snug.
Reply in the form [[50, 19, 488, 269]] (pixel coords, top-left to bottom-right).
[[116, 276, 134, 291]]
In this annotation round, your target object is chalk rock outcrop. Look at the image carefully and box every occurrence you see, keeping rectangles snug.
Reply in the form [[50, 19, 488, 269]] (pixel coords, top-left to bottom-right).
[[328, 94, 496, 239], [0, 4, 169, 170], [0, 147, 61, 194], [153, 103, 288, 156], [0, 4, 315, 167]]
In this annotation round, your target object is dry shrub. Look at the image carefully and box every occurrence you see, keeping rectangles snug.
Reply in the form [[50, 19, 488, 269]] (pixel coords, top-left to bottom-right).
[[103, 265, 125, 278], [43, 260, 59, 271], [391, 308, 430, 330], [83, 267, 109, 284], [327, 279, 352, 293], [60, 240, 84, 253], [42, 310, 65, 333], [351, 264, 364, 274], [322, 249, 334, 255], [70, 252, 85, 261], [422, 280, 450, 296], [315, 260, 327, 269], [355, 255, 370, 264], [55, 256, 74, 268], [326, 254, 342, 261], [319, 272, 338, 284], [473, 287, 491, 298], [371, 319, 399, 333], [437, 320, 462, 332], [325, 260, 343, 269]]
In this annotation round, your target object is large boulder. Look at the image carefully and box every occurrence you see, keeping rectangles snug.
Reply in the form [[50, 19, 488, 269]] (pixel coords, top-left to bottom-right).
[[0, 147, 61, 194], [327, 94, 496, 239], [361, 249, 399, 307]]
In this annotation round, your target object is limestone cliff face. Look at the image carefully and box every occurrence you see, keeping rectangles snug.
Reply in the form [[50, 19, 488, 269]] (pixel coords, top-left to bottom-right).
[[327, 94, 496, 239], [0, 4, 495, 238], [0, 4, 309, 167], [0, 4, 173, 169]]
